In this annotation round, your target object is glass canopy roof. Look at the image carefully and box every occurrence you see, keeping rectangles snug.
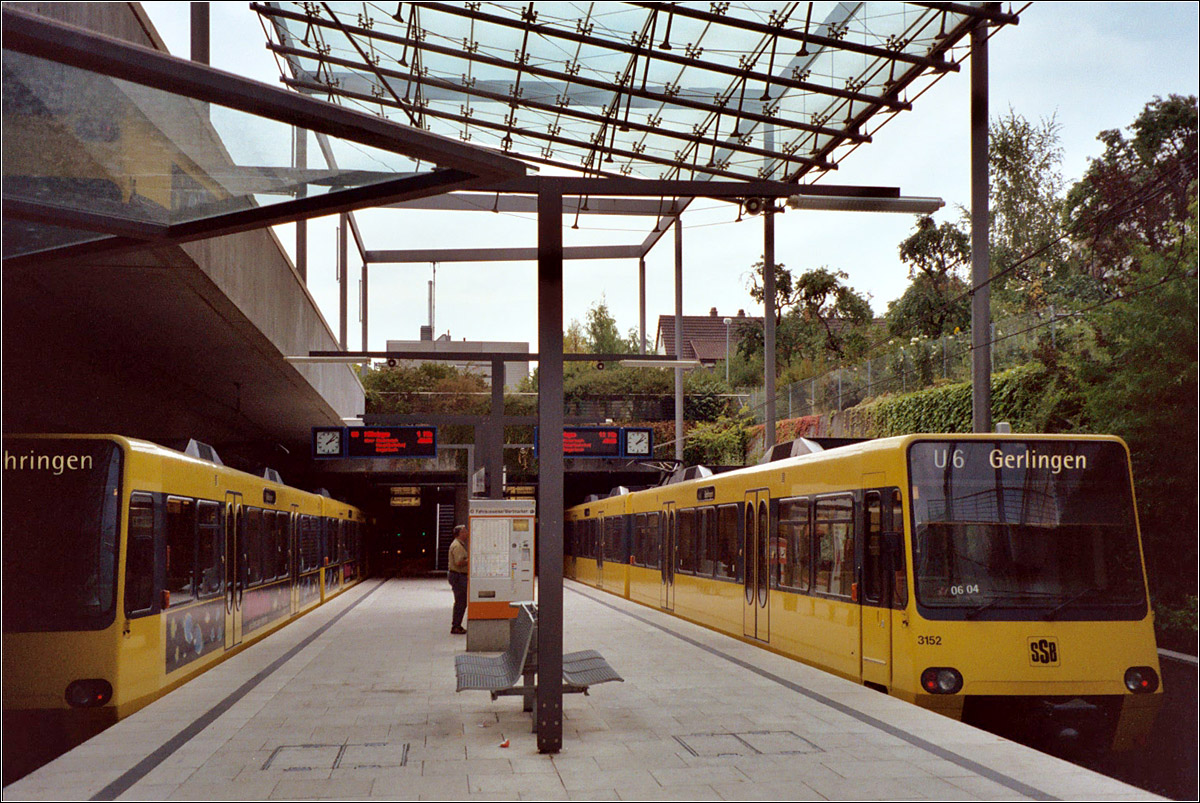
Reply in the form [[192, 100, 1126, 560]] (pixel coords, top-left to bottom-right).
[[1, 6, 527, 263], [255, 2, 1016, 183]]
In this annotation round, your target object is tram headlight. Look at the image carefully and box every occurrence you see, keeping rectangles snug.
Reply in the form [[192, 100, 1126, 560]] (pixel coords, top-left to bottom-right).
[[65, 679, 113, 708], [1123, 666, 1159, 694], [920, 667, 963, 695]]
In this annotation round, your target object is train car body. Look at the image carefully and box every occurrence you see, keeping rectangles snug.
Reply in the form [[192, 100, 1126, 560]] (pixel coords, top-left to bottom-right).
[[2, 435, 367, 778], [565, 433, 1162, 754]]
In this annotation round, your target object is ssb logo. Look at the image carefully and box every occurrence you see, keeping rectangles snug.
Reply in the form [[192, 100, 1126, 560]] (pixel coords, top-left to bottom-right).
[[1028, 637, 1060, 666]]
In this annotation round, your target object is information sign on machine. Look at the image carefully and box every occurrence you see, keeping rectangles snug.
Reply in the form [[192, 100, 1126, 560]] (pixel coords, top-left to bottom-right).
[[311, 426, 437, 459], [466, 498, 536, 651]]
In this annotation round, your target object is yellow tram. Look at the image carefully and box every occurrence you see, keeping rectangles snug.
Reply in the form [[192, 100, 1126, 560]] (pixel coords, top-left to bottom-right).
[[2, 434, 367, 770], [565, 433, 1163, 753]]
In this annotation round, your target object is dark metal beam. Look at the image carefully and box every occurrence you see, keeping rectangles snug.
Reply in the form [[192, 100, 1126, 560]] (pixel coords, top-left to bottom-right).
[[366, 245, 642, 264], [189, 2, 209, 65], [386, 194, 686, 217], [473, 177, 899, 199], [306, 350, 686, 363], [763, 206, 777, 447], [536, 181, 564, 753], [911, 2, 1021, 25], [970, 24, 991, 433]]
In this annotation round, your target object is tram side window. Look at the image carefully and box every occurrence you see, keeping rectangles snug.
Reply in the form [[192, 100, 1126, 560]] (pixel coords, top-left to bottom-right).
[[890, 489, 908, 609], [245, 508, 264, 586], [677, 509, 697, 574], [630, 514, 644, 565], [697, 507, 716, 576], [646, 512, 661, 568], [196, 501, 223, 597], [165, 497, 197, 600], [778, 498, 810, 592], [715, 505, 739, 581], [864, 493, 883, 604], [124, 493, 156, 617], [300, 515, 320, 571], [272, 512, 289, 579], [814, 496, 854, 598]]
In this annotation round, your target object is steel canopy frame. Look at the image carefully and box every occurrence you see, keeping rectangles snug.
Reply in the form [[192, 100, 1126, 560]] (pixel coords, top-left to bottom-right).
[[0, 7, 528, 266]]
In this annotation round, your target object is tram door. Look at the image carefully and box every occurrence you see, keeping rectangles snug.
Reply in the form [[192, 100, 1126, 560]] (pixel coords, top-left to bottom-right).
[[289, 506, 299, 616], [224, 491, 244, 649], [659, 502, 675, 610], [860, 482, 893, 688], [742, 490, 770, 641]]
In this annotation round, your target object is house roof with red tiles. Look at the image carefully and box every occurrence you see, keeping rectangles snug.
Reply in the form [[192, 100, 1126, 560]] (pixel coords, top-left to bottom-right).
[[655, 308, 762, 362]]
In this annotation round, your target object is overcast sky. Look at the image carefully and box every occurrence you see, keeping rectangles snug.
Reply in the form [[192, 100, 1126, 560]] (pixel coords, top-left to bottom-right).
[[143, 2, 1199, 354]]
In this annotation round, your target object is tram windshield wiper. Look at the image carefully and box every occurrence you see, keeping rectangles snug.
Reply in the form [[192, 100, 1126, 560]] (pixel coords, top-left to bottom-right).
[[1041, 587, 1103, 620]]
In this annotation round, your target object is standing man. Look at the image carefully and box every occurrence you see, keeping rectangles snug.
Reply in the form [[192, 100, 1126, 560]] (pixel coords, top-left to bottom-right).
[[448, 524, 469, 635]]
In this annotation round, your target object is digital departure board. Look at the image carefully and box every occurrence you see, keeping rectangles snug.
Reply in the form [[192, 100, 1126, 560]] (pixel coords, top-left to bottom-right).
[[313, 426, 437, 459], [347, 427, 437, 458], [535, 427, 622, 458]]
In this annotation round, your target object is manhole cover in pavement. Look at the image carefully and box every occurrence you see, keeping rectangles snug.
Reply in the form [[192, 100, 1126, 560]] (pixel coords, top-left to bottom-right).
[[675, 731, 822, 757], [263, 742, 410, 771]]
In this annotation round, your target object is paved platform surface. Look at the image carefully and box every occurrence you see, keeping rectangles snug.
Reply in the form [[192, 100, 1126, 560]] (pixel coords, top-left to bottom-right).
[[5, 577, 1162, 801]]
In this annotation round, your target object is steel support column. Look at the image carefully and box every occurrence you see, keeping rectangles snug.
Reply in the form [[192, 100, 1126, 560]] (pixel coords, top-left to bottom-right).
[[970, 24, 991, 433], [189, 3, 209, 64], [487, 358, 505, 499], [339, 213, 348, 350], [763, 207, 777, 447], [674, 219, 684, 462], [536, 182, 564, 753], [361, 260, 369, 350], [294, 129, 307, 282], [639, 257, 647, 355]]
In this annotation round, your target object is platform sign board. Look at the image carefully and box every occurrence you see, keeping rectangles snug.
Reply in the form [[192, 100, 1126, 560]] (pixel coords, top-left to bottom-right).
[[312, 426, 437, 459], [532, 426, 652, 458], [467, 498, 536, 617]]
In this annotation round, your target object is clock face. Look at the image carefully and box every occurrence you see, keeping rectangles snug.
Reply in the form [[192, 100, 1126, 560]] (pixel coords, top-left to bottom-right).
[[315, 429, 343, 457], [625, 430, 651, 456]]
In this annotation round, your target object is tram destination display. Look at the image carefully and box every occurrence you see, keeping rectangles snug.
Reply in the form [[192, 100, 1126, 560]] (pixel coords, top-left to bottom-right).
[[533, 426, 651, 458]]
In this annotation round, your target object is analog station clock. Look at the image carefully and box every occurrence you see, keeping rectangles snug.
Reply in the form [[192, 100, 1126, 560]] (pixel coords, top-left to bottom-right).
[[313, 428, 344, 458], [624, 428, 652, 457]]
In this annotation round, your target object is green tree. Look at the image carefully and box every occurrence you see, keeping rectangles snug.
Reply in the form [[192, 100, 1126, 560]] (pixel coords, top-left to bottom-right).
[[887, 216, 971, 339], [1065, 95, 1198, 287], [584, 298, 634, 354], [742, 264, 874, 365], [1072, 193, 1198, 604]]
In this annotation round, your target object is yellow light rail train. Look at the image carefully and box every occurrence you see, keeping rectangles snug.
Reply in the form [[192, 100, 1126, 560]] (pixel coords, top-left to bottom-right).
[[2, 434, 368, 780], [565, 433, 1162, 754]]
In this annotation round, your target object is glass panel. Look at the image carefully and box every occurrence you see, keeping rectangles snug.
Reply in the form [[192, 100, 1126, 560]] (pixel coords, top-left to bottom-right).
[[743, 502, 754, 603], [864, 493, 883, 603], [758, 501, 769, 607], [166, 496, 197, 600], [197, 501, 223, 597], [678, 509, 696, 574], [891, 489, 908, 608], [258, 3, 985, 182], [778, 499, 810, 592], [815, 496, 854, 597], [1, 50, 439, 258], [715, 505, 739, 581], [2, 437, 123, 632], [697, 507, 716, 577], [124, 494, 156, 616], [908, 441, 1145, 618]]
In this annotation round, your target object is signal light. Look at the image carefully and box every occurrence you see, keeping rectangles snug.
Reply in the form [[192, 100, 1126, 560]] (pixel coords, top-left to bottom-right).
[[920, 667, 963, 695], [1124, 666, 1159, 694], [65, 679, 112, 708]]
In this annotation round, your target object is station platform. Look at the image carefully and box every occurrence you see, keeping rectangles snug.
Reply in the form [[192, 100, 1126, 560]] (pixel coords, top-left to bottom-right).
[[5, 577, 1161, 801]]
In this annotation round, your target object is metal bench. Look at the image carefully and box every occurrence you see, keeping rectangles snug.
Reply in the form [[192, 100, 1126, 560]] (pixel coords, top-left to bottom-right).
[[453, 603, 623, 722]]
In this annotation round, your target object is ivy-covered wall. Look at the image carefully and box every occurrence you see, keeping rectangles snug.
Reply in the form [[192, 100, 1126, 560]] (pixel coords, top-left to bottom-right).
[[834, 364, 1049, 436]]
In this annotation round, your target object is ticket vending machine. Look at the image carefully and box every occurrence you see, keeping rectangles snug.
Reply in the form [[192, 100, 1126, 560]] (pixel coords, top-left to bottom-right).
[[466, 499, 535, 651]]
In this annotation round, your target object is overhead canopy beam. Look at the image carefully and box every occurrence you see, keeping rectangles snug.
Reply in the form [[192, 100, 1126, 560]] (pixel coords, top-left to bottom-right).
[[387, 194, 686, 217], [366, 245, 643, 264]]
